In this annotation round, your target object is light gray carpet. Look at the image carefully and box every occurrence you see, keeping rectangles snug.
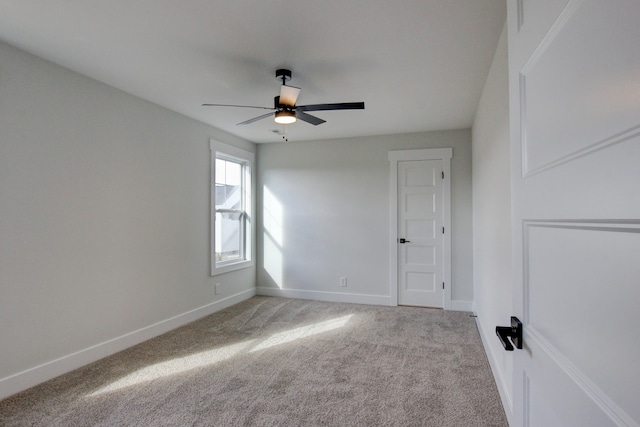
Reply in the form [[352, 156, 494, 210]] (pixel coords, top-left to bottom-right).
[[0, 296, 508, 426]]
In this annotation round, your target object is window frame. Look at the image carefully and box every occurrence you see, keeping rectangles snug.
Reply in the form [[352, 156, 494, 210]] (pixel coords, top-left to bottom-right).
[[210, 140, 255, 276]]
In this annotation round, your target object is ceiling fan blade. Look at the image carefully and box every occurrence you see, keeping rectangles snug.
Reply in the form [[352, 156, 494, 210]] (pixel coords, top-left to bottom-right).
[[296, 111, 326, 126], [202, 103, 273, 110], [297, 102, 365, 112], [237, 112, 275, 125], [279, 85, 301, 107]]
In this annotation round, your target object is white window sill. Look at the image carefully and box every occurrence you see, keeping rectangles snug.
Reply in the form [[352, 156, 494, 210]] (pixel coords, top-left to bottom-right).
[[212, 259, 254, 276]]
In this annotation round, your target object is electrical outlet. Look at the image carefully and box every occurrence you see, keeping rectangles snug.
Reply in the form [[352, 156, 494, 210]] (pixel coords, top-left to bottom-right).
[[215, 283, 221, 295], [339, 277, 347, 287]]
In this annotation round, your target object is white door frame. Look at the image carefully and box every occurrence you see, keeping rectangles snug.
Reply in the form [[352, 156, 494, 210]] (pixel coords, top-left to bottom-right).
[[389, 148, 452, 308]]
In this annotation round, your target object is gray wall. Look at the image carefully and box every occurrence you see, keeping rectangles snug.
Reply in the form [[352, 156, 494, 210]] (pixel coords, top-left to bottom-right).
[[471, 23, 513, 403], [0, 41, 255, 398], [256, 130, 473, 306]]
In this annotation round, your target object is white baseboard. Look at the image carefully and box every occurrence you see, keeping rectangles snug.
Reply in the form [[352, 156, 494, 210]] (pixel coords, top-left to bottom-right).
[[450, 300, 473, 311], [474, 315, 514, 426], [256, 288, 473, 312], [256, 286, 392, 306], [0, 288, 255, 401]]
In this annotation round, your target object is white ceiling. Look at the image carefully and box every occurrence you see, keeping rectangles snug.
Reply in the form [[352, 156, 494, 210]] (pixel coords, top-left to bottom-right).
[[0, 1, 506, 143]]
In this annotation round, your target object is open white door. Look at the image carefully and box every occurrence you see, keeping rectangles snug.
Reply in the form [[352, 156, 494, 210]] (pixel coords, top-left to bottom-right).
[[507, 1, 640, 426]]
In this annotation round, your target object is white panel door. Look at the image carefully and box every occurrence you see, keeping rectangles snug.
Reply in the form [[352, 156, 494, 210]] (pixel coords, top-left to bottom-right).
[[397, 160, 443, 308], [507, 1, 640, 426]]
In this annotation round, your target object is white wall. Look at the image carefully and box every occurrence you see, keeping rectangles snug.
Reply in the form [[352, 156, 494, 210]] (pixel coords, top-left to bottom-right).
[[471, 23, 514, 419], [0, 41, 256, 399], [256, 130, 473, 307]]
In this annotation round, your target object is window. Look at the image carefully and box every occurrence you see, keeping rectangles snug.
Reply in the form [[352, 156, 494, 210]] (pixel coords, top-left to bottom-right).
[[211, 140, 254, 275]]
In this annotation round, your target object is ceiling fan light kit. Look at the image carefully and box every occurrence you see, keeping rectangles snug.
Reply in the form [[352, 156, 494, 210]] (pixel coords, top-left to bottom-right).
[[202, 69, 365, 134], [274, 110, 296, 124]]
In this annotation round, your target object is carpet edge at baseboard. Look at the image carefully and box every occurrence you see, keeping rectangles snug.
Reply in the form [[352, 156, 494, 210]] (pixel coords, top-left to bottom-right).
[[257, 286, 473, 312], [256, 286, 392, 306]]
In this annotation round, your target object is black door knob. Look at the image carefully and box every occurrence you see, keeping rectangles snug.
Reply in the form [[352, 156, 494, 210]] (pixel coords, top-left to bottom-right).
[[495, 317, 523, 351]]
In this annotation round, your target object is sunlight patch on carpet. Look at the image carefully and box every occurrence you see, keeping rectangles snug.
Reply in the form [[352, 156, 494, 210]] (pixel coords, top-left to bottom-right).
[[86, 314, 353, 397], [250, 314, 353, 353], [86, 339, 256, 397]]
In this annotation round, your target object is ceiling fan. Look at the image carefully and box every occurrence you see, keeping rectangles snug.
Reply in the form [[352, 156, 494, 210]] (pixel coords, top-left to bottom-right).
[[202, 69, 365, 126]]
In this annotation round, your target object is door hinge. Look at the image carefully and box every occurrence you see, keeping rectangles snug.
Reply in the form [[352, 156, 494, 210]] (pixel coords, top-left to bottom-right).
[[442, 171, 444, 179], [442, 227, 445, 234], [442, 282, 445, 290]]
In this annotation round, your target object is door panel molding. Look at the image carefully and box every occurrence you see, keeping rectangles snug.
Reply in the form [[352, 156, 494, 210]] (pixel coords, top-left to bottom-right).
[[523, 372, 530, 427], [523, 354, 619, 427], [524, 327, 636, 427], [522, 220, 640, 426], [519, 0, 640, 176], [522, 219, 640, 322], [516, 0, 524, 32], [388, 148, 452, 308]]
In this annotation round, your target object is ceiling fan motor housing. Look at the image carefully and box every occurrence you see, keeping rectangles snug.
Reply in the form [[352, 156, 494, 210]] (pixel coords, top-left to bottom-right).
[[274, 96, 295, 110]]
